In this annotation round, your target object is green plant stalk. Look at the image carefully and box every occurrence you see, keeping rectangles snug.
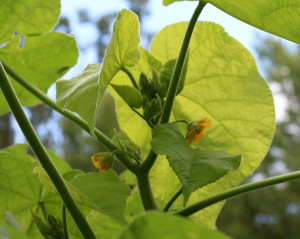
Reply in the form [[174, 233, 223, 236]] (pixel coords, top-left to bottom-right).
[[160, 1, 206, 124], [136, 1, 207, 211], [136, 170, 157, 210], [2, 62, 136, 173], [0, 62, 97, 239], [176, 170, 300, 217], [62, 205, 69, 239], [163, 187, 183, 212], [135, 2, 207, 205], [121, 67, 139, 89]]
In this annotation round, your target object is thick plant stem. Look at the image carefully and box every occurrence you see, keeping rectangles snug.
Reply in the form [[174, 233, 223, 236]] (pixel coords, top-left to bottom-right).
[[136, 170, 157, 210], [160, 1, 206, 124], [176, 170, 300, 217], [0, 62, 97, 239], [2, 62, 136, 173]]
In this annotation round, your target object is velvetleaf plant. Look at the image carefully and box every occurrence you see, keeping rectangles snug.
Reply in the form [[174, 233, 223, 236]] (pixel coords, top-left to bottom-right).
[[0, 0, 300, 238]]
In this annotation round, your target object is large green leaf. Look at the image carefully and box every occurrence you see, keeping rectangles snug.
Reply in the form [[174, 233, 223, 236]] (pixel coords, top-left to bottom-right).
[[163, 0, 300, 44], [96, 9, 140, 132], [148, 22, 275, 226], [56, 64, 100, 128], [70, 171, 131, 224], [0, 0, 60, 43], [87, 212, 123, 239], [56, 9, 140, 133], [0, 32, 78, 115], [34, 165, 130, 224], [152, 122, 241, 203], [0, 145, 83, 239], [118, 212, 231, 239], [0, 145, 41, 236], [0, 146, 57, 238]]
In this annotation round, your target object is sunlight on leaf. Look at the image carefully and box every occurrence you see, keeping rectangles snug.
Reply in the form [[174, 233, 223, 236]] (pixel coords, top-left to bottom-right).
[[56, 64, 100, 128], [0, 0, 60, 43], [149, 21, 275, 226], [163, 0, 300, 44], [0, 32, 78, 116]]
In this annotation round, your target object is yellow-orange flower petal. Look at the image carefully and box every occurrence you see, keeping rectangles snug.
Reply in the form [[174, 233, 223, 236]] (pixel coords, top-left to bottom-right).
[[90, 153, 113, 172], [186, 118, 212, 145]]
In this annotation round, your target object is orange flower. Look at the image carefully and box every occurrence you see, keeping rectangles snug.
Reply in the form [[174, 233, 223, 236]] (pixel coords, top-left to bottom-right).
[[90, 153, 113, 172], [186, 118, 212, 145]]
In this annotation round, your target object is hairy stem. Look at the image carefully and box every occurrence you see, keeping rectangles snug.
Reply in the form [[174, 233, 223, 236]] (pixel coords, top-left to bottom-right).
[[0, 62, 97, 239], [2, 62, 136, 173], [176, 170, 300, 217], [160, 1, 206, 124], [163, 187, 183, 212]]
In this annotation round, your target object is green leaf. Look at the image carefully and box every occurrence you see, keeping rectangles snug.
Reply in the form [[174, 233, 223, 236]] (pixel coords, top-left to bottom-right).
[[0, 0, 60, 43], [152, 122, 241, 203], [95, 9, 140, 132], [0, 145, 40, 234], [56, 64, 100, 128], [56, 9, 140, 133], [163, 0, 300, 44], [118, 212, 231, 239], [139, 47, 162, 73], [0, 145, 84, 239], [111, 84, 143, 108], [87, 212, 123, 239], [70, 171, 131, 224], [0, 32, 79, 115], [0, 145, 53, 238], [149, 22, 275, 226]]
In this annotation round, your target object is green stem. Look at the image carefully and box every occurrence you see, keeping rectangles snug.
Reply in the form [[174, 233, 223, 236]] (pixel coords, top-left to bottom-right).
[[2, 61, 136, 173], [140, 150, 157, 172], [163, 187, 183, 212], [160, 1, 206, 124], [176, 170, 300, 217], [121, 67, 139, 89], [39, 201, 48, 221], [136, 170, 157, 210], [0, 62, 97, 239], [62, 205, 69, 239]]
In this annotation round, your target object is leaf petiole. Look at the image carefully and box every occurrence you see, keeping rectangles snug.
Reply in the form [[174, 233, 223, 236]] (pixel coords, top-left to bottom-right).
[[176, 170, 300, 217]]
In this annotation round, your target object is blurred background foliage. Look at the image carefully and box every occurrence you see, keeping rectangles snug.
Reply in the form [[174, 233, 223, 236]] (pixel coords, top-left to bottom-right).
[[1, 0, 300, 238]]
